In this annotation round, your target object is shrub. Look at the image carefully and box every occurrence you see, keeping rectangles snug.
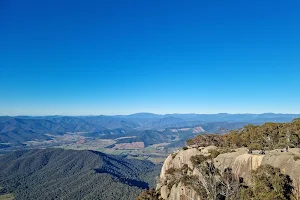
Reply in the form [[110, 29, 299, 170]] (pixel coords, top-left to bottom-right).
[[239, 187, 254, 200], [186, 139, 194, 146], [181, 164, 192, 175], [182, 146, 188, 150], [189, 134, 225, 147], [190, 155, 209, 167], [137, 188, 160, 200], [247, 143, 263, 150], [171, 152, 177, 159], [181, 175, 208, 199], [208, 149, 220, 158], [250, 165, 293, 200], [165, 168, 176, 175], [218, 148, 236, 154], [294, 155, 300, 161]]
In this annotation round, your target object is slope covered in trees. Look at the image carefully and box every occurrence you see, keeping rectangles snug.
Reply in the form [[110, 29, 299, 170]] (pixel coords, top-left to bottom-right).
[[0, 148, 160, 200], [187, 119, 300, 150]]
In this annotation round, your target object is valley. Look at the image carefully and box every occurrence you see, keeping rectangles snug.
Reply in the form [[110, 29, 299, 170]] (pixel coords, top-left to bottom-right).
[[1, 113, 299, 163]]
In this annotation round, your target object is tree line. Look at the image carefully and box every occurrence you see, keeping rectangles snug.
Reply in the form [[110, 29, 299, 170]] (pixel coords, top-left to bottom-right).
[[187, 118, 300, 150]]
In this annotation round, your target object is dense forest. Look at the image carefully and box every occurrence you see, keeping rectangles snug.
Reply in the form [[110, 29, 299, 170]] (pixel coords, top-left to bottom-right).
[[187, 119, 300, 150], [0, 149, 161, 200]]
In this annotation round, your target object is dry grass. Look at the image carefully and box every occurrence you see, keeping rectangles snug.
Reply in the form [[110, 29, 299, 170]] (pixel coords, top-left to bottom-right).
[[0, 193, 14, 200]]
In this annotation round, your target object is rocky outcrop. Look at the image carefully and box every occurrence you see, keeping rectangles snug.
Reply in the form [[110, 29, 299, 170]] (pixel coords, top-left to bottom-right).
[[157, 146, 300, 200], [160, 148, 202, 180], [158, 148, 203, 200]]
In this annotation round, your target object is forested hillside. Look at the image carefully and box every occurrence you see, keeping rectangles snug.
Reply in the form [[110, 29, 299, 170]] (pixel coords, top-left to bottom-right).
[[0, 149, 160, 200], [187, 118, 300, 150]]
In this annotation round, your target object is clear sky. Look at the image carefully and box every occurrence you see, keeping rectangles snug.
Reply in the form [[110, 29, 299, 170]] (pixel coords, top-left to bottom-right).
[[0, 0, 300, 115]]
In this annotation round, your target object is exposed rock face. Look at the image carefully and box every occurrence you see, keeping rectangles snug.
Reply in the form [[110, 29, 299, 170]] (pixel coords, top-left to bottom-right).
[[158, 148, 203, 200], [160, 148, 202, 180], [215, 148, 300, 185], [157, 146, 300, 200], [168, 182, 201, 200]]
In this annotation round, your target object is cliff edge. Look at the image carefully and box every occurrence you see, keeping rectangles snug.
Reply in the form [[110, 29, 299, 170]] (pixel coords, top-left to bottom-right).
[[156, 146, 300, 200]]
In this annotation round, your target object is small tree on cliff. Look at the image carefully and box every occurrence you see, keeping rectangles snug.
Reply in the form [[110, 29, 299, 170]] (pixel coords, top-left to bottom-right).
[[219, 168, 242, 200], [191, 159, 242, 200], [251, 165, 293, 200]]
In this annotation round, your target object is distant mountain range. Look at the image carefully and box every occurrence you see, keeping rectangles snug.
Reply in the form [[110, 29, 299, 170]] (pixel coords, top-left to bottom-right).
[[11, 112, 300, 122], [0, 113, 299, 146]]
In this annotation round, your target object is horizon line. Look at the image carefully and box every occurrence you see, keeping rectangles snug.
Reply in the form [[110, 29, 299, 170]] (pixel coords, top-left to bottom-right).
[[1, 112, 300, 117]]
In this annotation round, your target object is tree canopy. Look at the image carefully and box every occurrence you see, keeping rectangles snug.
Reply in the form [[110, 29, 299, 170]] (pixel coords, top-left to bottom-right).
[[187, 119, 300, 150]]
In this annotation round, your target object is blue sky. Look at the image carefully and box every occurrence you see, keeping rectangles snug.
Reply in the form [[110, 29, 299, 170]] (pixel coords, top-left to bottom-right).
[[0, 0, 300, 115]]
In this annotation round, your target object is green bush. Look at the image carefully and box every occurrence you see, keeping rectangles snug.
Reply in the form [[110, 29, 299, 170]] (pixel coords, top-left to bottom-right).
[[250, 165, 293, 200], [208, 149, 220, 158]]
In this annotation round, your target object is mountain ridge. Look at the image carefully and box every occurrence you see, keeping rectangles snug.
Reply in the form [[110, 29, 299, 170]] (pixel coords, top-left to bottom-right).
[[1, 113, 300, 146], [0, 148, 160, 200]]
